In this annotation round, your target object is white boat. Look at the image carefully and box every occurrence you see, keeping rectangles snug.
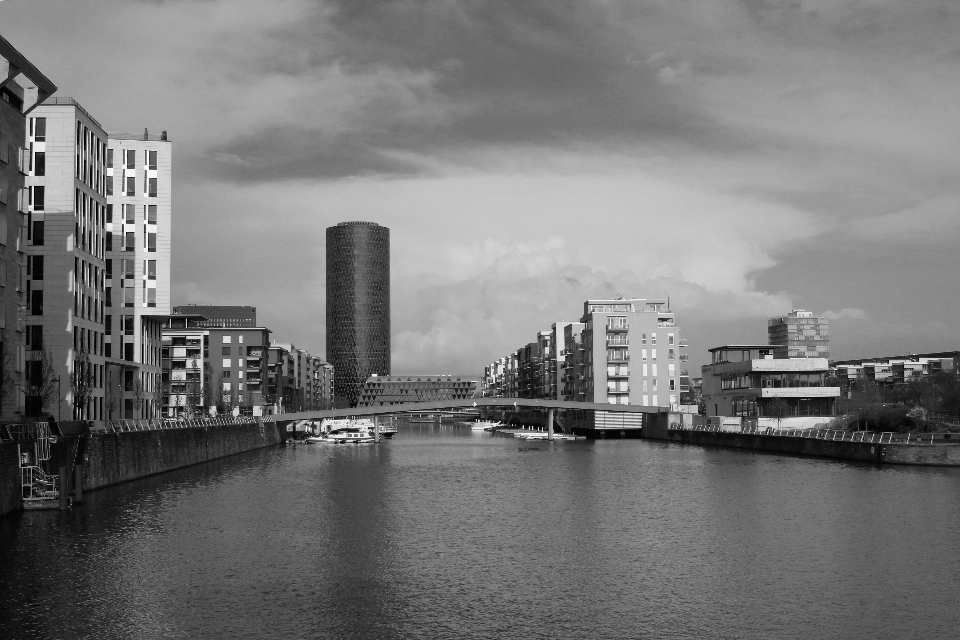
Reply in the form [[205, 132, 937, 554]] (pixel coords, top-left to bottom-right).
[[304, 418, 379, 444], [471, 420, 502, 431]]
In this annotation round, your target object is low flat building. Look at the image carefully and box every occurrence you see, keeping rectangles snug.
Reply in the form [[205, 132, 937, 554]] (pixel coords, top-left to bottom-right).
[[357, 375, 475, 406], [702, 345, 840, 429]]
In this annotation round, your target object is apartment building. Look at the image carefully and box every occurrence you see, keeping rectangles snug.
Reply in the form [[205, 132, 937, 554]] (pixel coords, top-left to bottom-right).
[[573, 298, 685, 407], [0, 36, 57, 421], [701, 344, 840, 429], [161, 312, 270, 416], [267, 341, 333, 411], [104, 130, 172, 419], [833, 351, 959, 393], [23, 98, 109, 421], [172, 304, 255, 327], [560, 322, 585, 401], [768, 309, 829, 359]]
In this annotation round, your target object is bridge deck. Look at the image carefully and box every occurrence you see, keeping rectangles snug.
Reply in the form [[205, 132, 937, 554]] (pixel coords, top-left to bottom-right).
[[277, 397, 666, 422]]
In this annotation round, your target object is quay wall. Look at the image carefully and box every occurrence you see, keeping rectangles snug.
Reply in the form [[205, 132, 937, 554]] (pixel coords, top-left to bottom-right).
[[643, 420, 960, 466], [0, 442, 21, 518], [1, 420, 282, 518]]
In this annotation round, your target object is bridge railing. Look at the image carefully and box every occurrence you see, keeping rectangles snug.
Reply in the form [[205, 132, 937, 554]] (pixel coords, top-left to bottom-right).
[[674, 424, 917, 445]]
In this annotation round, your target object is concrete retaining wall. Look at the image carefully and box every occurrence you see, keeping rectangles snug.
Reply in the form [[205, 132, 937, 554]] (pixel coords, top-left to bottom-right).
[[644, 420, 960, 466], [1, 419, 281, 518]]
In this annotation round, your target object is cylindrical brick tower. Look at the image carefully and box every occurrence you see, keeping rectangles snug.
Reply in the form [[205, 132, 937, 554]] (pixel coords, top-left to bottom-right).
[[326, 222, 390, 408]]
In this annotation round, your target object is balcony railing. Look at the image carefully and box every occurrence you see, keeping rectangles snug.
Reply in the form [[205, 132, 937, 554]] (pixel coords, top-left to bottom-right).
[[607, 353, 630, 362], [606, 338, 629, 346], [679, 354, 689, 361], [679, 339, 689, 347], [608, 369, 630, 377], [607, 387, 630, 394], [606, 324, 629, 331]]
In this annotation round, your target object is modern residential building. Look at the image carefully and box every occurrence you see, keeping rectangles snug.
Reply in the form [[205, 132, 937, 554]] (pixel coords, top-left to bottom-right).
[[832, 351, 959, 394], [768, 309, 829, 359], [701, 344, 840, 429], [560, 322, 585, 401], [357, 375, 475, 406], [105, 129, 172, 419], [267, 340, 333, 411], [326, 221, 390, 407], [161, 311, 271, 416], [0, 36, 56, 421], [24, 97, 109, 421]]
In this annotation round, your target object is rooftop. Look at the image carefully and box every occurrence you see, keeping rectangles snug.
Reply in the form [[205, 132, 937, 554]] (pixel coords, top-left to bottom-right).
[[39, 97, 101, 129]]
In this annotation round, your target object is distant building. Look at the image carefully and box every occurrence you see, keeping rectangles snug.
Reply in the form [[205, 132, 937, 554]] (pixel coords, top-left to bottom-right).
[[268, 340, 333, 411], [0, 36, 57, 421], [24, 98, 110, 421], [105, 128, 172, 419], [768, 309, 829, 359], [701, 344, 839, 429], [560, 322, 585, 401], [832, 351, 959, 394], [326, 221, 390, 407], [357, 375, 475, 406], [172, 305, 256, 327]]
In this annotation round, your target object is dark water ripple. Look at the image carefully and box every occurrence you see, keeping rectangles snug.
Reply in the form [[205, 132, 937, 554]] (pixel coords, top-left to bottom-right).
[[2, 429, 959, 639]]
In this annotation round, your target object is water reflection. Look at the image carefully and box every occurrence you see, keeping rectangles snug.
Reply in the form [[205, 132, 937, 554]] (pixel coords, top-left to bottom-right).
[[2, 431, 959, 639]]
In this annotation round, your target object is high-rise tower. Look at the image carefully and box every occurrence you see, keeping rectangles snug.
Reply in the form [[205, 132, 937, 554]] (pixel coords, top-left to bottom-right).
[[326, 221, 390, 407]]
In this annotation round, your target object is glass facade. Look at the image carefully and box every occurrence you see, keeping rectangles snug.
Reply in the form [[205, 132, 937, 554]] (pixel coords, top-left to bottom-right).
[[326, 222, 390, 407]]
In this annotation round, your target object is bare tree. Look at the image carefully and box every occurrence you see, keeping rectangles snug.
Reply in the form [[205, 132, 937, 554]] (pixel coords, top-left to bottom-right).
[[26, 347, 60, 419], [185, 363, 203, 416], [214, 371, 226, 415], [70, 346, 97, 420], [764, 397, 791, 430], [202, 362, 215, 412], [153, 377, 164, 418], [105, 385, 119, 419], [132, 376, 145, 418]]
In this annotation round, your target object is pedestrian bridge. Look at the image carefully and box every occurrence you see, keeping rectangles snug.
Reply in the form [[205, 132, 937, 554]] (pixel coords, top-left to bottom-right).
[[276, 398, 668, 436]]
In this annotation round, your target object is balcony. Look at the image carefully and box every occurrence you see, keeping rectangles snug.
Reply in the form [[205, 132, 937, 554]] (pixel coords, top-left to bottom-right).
[[679, 354, 689, 362], [606, 324, 629, 332], [679, 339, 689, 348], [657, 321, 677, 327], [606, 338, 629, 346], [607, 387, 630, 394], [607, 353, 630, 362], [608, 369, 630, 378]]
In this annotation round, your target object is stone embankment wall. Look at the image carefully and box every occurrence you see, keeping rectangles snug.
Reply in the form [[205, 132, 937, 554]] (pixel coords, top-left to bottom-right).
[[643, 420, 960, 466], [1, 420, 281, 518]]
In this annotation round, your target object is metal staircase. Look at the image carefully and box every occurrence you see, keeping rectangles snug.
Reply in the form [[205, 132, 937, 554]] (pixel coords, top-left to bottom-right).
[[19, 422, 60, 508]]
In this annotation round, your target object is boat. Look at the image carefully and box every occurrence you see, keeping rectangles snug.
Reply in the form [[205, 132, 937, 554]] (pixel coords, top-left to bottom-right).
[[305, 418, 380, 444], [471, 419, 502, 431]]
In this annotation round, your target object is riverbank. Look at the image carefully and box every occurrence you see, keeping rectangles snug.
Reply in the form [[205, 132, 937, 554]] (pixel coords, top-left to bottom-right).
[[0, 418, 282, 518], [645, 419, 960, 466]]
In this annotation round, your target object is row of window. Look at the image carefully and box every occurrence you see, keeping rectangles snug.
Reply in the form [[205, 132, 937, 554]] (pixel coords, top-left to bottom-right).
[[105, 230, 157, 252], [108, 149, 158, 171], [106, 258, 157, 280], [105, 174, 158, 197], [107, 204, 159, 224]]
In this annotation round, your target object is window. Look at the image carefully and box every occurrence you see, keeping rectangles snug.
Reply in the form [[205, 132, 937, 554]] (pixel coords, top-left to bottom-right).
[[105, 287, 112, 306], [105, 232, 112, 251], [33, 117, 46, 141], [124, 287, 134, 306], [222, 359, 231, 368], [125, 176, 135, 196], [651, 333, 657, 345], [105, 176, 113, 195], [222, 335, 231, 343], [147, 287, 156, 307], [147, 233, 156, 252], [652, 364, 658, 377], [32, 221, 43, 245], [147, 205, 157, 224], [105, 259, 113, 279], [651, 349, 657, 360], [148, 178, 157, 197], [122, 258, 134, 278], [125, 231, 135, 251], [106, 204, 113, 223], [147, 260, 156, 279], [31, 255, 43, 280], [223, 371, 232, 379], [125, 149, 135, 169], [124, 343, 134, 362], [222, 346, 231, 355], [641, 349, 647, 361], [107, 148, 113, 168], [125, 204, 135, 224], [124, 315, 134, 335], [105, 315, 112, 335], [148, 150, 157, 170], [31, 186, 44, 211], [31, 290, 43, 315], [27, 325, 42, 350], [668, 333, 675, 346], [34, 152, 45, 176]]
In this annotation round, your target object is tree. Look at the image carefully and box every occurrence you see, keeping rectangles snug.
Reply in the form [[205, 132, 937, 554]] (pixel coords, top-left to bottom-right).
[[185, 363, 203, 417], [764, 397, 791, 430], [153, 377, 165, 419], [105, 385, 119, 419], [26, 347, 60, 419], [70, 346, 97, 420], [202, 362, 215, 413], [132, 376, 145, 418], [214, 371, 227, 415]]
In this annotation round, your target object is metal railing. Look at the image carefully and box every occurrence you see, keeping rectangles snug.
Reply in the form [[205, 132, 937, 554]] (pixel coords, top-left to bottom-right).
[[670, 423, 950, 445], [94, 415, 272, 434]]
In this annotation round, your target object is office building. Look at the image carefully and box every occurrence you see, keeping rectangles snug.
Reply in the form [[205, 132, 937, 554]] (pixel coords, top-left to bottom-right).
[[172, 304, 256, 327], [24, 98, 108, 421], [0, 36, 56, 421], [105, 130, 172, 418], [701, 344, 839, 429], [326, 221, 390, 407], [357, 375, 475, 406], [768, 309, 829, 359]]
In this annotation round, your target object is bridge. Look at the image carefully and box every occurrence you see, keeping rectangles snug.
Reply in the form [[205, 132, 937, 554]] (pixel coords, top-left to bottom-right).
[[275, 398, 669, 438]]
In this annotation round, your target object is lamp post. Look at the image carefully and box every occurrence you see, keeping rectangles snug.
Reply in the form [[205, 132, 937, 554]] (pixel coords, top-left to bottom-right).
[[56, 376, 61, 422]]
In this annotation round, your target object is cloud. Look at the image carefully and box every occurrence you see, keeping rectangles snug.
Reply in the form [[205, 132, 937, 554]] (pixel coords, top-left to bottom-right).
[[823, 308, 867, 321]]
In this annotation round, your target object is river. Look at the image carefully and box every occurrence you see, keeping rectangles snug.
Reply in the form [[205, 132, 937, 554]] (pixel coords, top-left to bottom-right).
[[2, 427, 959, 639]]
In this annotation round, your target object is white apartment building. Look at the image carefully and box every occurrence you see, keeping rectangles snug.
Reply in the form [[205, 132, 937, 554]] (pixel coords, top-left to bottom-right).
[[24, 98, 107, 422], [105, 131, 171, 419], [575, 298, 685, 408]]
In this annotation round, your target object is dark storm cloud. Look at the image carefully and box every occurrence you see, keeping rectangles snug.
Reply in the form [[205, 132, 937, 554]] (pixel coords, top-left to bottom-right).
[[203, 1, 715, 181]]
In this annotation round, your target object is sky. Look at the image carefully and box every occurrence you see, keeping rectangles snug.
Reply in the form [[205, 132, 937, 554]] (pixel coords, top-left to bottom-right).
[[2, 0, 958, 376]]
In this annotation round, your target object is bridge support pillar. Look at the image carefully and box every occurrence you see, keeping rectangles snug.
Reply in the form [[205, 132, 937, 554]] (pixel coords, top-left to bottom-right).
[[547, 408, 554, 441]]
